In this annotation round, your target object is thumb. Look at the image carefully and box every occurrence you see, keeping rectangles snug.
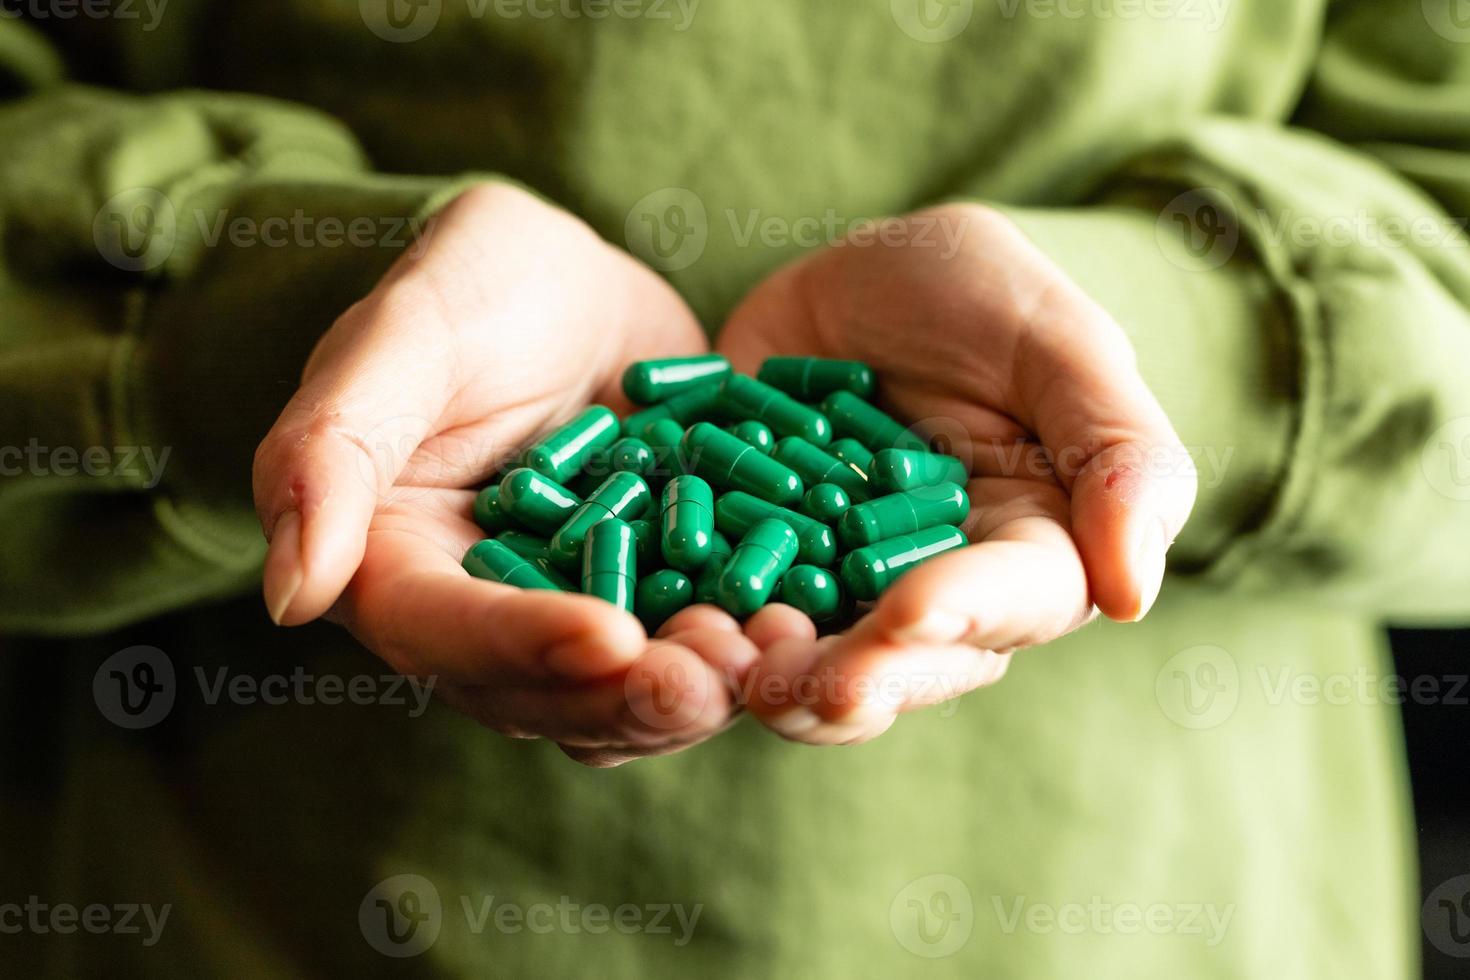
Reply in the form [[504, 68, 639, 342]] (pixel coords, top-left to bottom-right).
[[252, 287, 452, 626], [1022, 285, 1198, 623]]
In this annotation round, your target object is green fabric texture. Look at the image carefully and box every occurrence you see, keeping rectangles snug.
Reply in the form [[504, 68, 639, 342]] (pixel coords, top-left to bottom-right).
[[2, 0, 1466, 975]]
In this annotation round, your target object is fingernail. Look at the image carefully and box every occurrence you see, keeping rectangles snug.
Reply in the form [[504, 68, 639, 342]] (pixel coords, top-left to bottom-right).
[[891, 609, 969, 646], [263, 511, 303, 626], [1131, 517, 1170, 621], [766, 707, 822, 739]]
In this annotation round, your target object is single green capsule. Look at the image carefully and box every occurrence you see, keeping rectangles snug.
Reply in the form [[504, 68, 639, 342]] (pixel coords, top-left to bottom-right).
[[693, 531, 733, 604], [638, 418, 688, 483], [758, 357, 875, 400], [609, 437, 655, 476], [839, 483, 970, 549], [622, 355, 731, 405], [462, 540, 563, 591], [635, 569, 695, 632], [840, 524, 968, 601], [681, 422, 803, 506], [713, 491, 837, 567], [821, 391, 929, 453], [523, 405, 621, 484], [716, 518, 799, 616], [582, 519, 637, 611], [472, 485, 511, 533], [496, 530, 553, 561], [624, 385, 726, 436], [776, 565, 844, 623], [719, 375, 832, 446], [549, 471, 653, 570], [660, 475, 716, 572], [726, 420, 776, 454], [499, 468, 584, 536], [628, 518, 659, 569], [801, 483, 852, 524], [772, 436, 870, 502], [829, 438, 875, 478], [869, 448, 969, 494]]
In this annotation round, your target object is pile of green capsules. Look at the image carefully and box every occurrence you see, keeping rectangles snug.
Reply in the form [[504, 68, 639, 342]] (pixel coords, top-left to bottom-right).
[[462, 355, 972, 633]]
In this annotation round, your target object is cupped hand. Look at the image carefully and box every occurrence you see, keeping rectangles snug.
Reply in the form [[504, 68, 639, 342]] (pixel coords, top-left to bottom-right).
[[252, 184, 754, 765], [718, 204, 1197, 745]]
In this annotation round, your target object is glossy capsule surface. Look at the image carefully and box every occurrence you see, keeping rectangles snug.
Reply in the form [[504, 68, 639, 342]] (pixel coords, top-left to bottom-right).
[[693, 531, 733, 604], [499, 468, 584, 535], [719, 375, 832, 446], [829, 438, 875, 478], [609, 437, 655, 475], [473, 485, 511, 533], [870, 448, 968, 493], [628, 518, 658, 569], [660, 475, 716, 572], [840, 524, 968, 601], [582, 519, 637, 610], [772, 436, 870, 502], [776, 565, 844, 622], [821, 392, 929, 453], [639, 418, 688, 482], [801, 483, 852, 524], [622, 355, 731, 405], [758, 357, 875, 400], [462, 540, 563, 591], [681, 423, 803, 506], [840, 483, 970, 549], [726, 420, 775, 454], [623, 385, 726, 436], [635, 569, 695, 632], [716, 518, 798, 616], [523, 405, 621, 484], [549, 472, 652, 570], [713, 491, 837, 567]]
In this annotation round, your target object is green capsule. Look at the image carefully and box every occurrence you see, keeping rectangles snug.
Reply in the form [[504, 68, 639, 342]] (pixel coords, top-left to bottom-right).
[[839, 483, 970, 549], [582, 519, 637, 611], [681, 422, 803, 506], [659, 475, 716, 572], [494, 532, 579, 590], [462, 540, 563, 591], [772, 436, 870, 502], [821, 391, 929, 453], [623, 355, 732, 405], [758, 357, 875, 400], [719, 375, 832, 445], [870, 448, 969, 493], [548, 471, 653, 570], [628, 518, 659, 569], [801, 483, 852, 524], [624, 385, 726, 436], [726, 420, 775, 454], [609, 437, 655, 475], [639, 418, 688, 483], [523, 405, 621, 484], [635, 569, 695, 632], [713, 491, 837, 567], [499, 468, 584, 536], [776, 565, 844, 623], [829, 438, 875, 478], [472, 485, 511, 533], [716, 518, 799, 616], [693, 531, 733, 604], [840, 525, 968, 601]]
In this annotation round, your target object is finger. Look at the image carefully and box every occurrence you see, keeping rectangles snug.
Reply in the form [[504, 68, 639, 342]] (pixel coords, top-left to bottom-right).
[[659, 623, 761, 684], [344, 522, 646, 685], [743, 603, 818, 651], [253, 283, 452, 627], [1013, 262, 1197, 623], [559, 715, 741, 768], [656, 604, 745, 638]]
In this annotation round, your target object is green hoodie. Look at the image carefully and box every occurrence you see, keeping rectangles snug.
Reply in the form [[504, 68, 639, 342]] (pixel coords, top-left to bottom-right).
[[4, 1, 1469, 975]]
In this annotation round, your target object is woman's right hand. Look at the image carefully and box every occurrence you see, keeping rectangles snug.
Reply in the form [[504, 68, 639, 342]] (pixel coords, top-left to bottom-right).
[[252, 184, 757, 766]]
